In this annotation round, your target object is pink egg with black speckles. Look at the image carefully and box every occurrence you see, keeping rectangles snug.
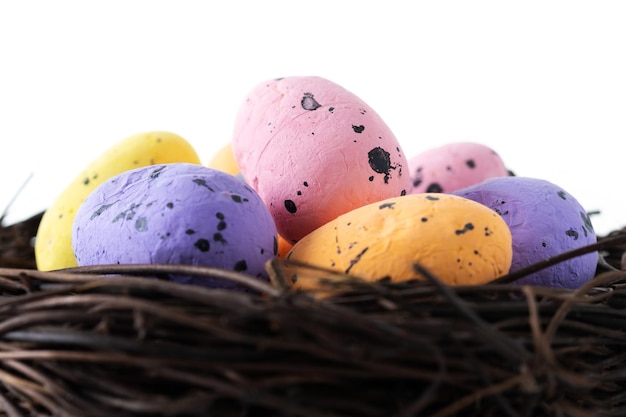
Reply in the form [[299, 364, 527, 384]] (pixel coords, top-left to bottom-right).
[[409, 142, 511, 194], [232, 76, 411, 243], [453, 176, 597, 289], [72, 163, 278, 291]]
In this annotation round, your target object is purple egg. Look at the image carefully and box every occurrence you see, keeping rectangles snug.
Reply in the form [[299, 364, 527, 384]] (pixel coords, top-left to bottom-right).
[[72, 163, 278, 290], [452, 176, 597, 288]]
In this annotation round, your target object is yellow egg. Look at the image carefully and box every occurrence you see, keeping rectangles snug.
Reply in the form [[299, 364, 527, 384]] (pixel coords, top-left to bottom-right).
[[207, 142, 240, 176], [35, 131, 202, 271], [285, 193, 512, 290]]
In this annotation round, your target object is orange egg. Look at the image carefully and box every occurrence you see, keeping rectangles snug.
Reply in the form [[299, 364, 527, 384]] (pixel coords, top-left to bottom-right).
[[285, 193, 512, 291], [276, 234, 293, 260]]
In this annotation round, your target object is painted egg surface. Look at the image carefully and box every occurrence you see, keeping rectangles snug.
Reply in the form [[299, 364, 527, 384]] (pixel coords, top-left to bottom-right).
[[232, 76, 411, 243], [409, 142, 510, 194], [452, 176, 597, 288], [72, 163, 278, 289], [286, 193, 513, 290]]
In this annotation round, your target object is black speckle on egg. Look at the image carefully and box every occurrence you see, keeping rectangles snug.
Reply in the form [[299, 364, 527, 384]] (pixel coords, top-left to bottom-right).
[[368, 147, 394, 183], [301, 93, 322, 110], [216, 212, 227, 230], [213, 233, 227, 244], [566, 228, 579, 240], [297, 190, 302, 196], [557, 191, 567, 200], [284, 200, 297, 214], [455, 223, 475, 235], [83, 177, 90, 186], [334, 226, 341, 255], [542, 241, 547, 247], [484, 227, 493, 237], [466, 159, 476, 169], [379, 202, 396, 210], [194, 239, 211, 252], [150, 166, 166, 179], [231, 194, 248, 203], [345, 247, 369, 274], [413, 167, 423, 188], [166, 202, 174, 209], [90, 203, 115, 220], [368, 176, 374, 182], [421, 217, 428, 222], [426, 183, 443, 193], [352, 125, 365, 134], [303, 181, 309, 187], [135, 217, 148, 232], [328, 107, 335, 113], [112, 203, 141, 223], [401, 190, 407, 196], [425, 195, 440, 201], [186, 229, 195, 235], [234, 260, 248, 272], [192, 178, 215, 192], [580, 211, 594, 231]]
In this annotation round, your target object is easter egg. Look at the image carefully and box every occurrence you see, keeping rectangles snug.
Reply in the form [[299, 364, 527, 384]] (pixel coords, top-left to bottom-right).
[[285, 193, 513, 290], [207, 142, 244, 181], [276, 234, 293, 260], [35, 131, 201, 271], [232, 76, 411, 243], [72, 163, 278, 289], [409, 142, 511, 194], [453, 176, 597, 288]]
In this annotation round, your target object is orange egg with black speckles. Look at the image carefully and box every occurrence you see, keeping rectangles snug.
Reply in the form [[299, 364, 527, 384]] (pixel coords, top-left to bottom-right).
[[285, 193, 513, 290]]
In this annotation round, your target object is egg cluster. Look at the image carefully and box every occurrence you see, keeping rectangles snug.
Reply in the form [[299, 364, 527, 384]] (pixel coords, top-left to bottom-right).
[[34, 75, 599, 292]]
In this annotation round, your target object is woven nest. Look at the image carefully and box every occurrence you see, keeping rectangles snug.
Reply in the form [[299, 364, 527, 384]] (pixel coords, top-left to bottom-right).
[[2, 213, 626, 416]]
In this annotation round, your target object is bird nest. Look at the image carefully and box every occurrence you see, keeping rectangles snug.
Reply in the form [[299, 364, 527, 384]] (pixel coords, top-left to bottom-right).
[[1, 212, 626, 416]]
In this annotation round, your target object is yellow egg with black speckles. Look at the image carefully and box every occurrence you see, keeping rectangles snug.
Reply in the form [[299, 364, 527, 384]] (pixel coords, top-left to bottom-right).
[[35, 131, 202, 271], [285, 193, 513, 290], [207, 142, 241, 177]]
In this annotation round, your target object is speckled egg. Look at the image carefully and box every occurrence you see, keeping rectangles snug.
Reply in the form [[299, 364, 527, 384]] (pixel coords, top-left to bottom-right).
[[409, 142, 511, 194], [452, 176, 597, 288], [232, 76, 411, 243], [285, 193, 513, 290], [72, 163, 278, 290], [35, 131, 201, 271]]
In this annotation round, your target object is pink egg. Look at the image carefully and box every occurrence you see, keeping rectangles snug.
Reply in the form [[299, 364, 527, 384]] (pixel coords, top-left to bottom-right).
[[409, 142, 511, 194], [232, 76, 411, 243]]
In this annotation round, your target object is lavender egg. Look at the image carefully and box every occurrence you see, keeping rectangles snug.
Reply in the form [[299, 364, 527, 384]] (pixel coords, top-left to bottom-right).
[[72, 163, 278, 290], [452, 176, 597, 289]]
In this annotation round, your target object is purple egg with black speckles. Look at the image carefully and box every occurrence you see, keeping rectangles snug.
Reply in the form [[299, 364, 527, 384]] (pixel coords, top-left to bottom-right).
[[72, 163, 278, 290], [452, 176, 597, 289]]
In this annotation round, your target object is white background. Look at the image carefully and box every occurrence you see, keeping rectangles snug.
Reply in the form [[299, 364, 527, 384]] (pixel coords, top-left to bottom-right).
[[1, 1, 625, 236]]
